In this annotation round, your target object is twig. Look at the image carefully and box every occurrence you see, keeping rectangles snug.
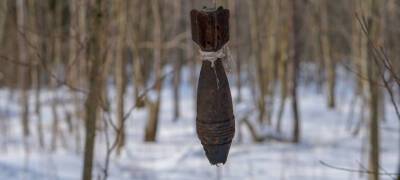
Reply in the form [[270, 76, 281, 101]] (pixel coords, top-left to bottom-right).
[[100, 69, 175, 180], [355, 14, 400, 122], [14, 27, 88, 94], [0, 55, 35, 67], [320, 161, 398, 177]]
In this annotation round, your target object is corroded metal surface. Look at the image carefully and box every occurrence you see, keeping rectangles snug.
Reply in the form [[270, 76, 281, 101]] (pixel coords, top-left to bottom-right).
[[191, 7, 235, 165], [191, 7, 229, 52]]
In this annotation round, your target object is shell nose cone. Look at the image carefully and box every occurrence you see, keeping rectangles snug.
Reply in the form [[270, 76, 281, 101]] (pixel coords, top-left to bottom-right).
[[203, 143, 232, 165]]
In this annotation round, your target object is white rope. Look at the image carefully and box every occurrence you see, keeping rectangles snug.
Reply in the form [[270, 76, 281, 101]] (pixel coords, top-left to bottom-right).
[[198, 45, 231, 89], [199, 47, 226, 68]]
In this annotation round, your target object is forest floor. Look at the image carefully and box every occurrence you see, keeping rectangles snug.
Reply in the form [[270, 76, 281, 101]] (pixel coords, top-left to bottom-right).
[[0, 70, 398, 180]]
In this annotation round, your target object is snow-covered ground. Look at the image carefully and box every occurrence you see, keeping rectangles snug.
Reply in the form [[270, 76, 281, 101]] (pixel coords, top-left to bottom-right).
[[0, 70, 398, 180]]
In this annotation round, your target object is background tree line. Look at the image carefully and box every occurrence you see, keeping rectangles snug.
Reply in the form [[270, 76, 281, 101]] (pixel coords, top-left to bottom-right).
[[0, 0, 399, 180]]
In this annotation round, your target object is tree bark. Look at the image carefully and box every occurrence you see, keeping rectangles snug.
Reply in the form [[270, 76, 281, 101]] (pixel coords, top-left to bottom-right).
[[248, 0, 266, 123], [172, 0, 182, 122], [0, 0, 7, 43], [319, 0, 336, 109], [16, 0, 30, 138], [70, 0, 87, 154], [276, 1, 290, 132], [115, 0, 127, 155], [144, 0, 163, 142], [228, 0, 242, 103], [130, 0, 146, 108], [82, 0, 106, 179], [366, 0, 382, 179], [50, 0, 64, 152], [290, 0, 302, 143]]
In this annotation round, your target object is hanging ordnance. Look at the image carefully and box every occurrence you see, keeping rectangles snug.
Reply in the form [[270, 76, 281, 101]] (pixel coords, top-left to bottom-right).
[[191, 6, 235, 165]]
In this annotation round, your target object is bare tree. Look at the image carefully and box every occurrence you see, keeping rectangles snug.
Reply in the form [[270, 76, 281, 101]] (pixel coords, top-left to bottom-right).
[[172, 0, 182, 122], [290, 0, 302, 143], [144, 0, 163, 142], [114, 0, 127, 155], [82, 0, 107, 179], [0, 0, 7, 43], [276, 0, 290, 133], [319, 0, 336, 109], [228, 0, 242, 103], [364, 0, 383, 179], [16, 0, 30, 139], [247, 0, 266, 123]]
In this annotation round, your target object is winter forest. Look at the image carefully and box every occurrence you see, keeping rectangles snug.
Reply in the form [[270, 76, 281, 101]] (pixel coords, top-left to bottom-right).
[[0, 0, 399, 179]]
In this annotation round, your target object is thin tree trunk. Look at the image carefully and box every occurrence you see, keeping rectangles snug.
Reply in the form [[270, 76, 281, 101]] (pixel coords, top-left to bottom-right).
[[319, 0, 336, 109], [398, 130, 400, 180], [70, 0, 87, 154], [172, 0, 182, 122], [16, 0, 30, 138], [185, 0, 196, 102], [69, 0, 79, 152], [264, 0, 279, 125], [26, 0, 44, 148], [276, 16, 289, 133], [0, 0, 7, 43], [291, 0, 302, 143], [115, 0, 127, 154], [82, 0, 106, 179], [33, 66, 43, 147], [366, 0, 382, 179], [228, 0, 242, 103], [130, 0, 146, 108], [248, 0, 266, 123], [144, 0, 163, 142], [50, 1, 64, 152]]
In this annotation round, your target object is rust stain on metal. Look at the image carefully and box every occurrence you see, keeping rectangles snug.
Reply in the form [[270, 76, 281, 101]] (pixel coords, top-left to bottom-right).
[[191, 7, 235, 165], [191, 7, 229, 52]]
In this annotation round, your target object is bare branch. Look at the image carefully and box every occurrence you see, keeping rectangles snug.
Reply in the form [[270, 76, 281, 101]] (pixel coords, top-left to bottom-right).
[[320, 161, 398, 178]]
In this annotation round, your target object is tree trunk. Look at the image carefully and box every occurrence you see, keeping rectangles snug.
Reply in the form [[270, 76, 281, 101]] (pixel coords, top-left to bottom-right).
[[264, 0, 279, 125], [248, 0, 266, 123], [16, 0, 30, 138], [33, 66, 43, 147], [366, 0, 382, 179], [115, 0, 127, 155], [290, 0, 302, 143], [0, 0, 7, 43], [185, 0, 196, 102], [50, 1, 64, 152], [130, 0, 146, 108], [172, 0, 182, 122], [26, 0, 44, 148], [319, 0, 336, 109], [82, 0, 106, 179], [70, 0, 87, 154], [144, 0, 163, 142], [228, 0, 242, 103], [276, 5, 289, 132]]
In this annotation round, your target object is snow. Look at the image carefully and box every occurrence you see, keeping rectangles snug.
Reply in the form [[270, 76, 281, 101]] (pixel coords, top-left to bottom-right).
[[0, 70, 398, 180]]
